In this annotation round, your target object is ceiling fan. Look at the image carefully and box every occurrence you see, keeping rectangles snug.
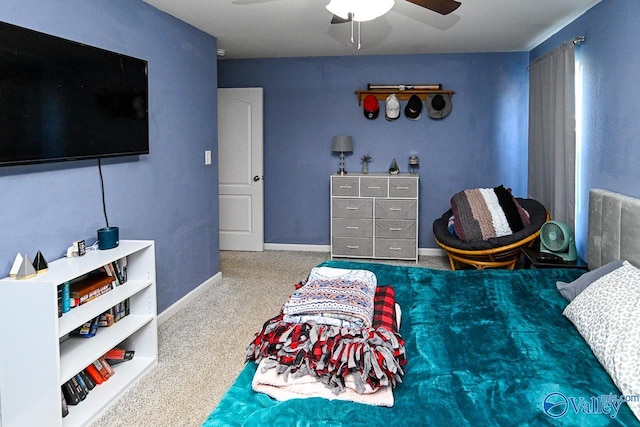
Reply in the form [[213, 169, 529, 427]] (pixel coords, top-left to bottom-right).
[[328, 0, 461, 24], [327, 0, 461, 48]]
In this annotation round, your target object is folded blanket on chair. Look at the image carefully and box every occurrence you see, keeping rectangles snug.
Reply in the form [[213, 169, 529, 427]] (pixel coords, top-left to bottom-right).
[[451, 185, 530, 242]]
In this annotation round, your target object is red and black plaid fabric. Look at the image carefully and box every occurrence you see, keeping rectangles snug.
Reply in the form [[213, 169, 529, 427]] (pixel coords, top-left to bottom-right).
[[373, 285, 398, 333], [247, 279, 406, 393]]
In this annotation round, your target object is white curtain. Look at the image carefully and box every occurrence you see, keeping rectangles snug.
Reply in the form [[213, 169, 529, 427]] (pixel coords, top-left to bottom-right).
[[528, 42, 576, 230]]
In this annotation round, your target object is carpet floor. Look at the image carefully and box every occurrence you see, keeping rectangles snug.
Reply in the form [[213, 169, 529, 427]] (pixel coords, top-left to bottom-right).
[[90, 251, 449, 427]]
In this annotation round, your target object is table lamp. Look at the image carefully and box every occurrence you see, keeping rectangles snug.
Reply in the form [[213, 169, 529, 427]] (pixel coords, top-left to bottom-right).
[[331, 136, 353, 175]]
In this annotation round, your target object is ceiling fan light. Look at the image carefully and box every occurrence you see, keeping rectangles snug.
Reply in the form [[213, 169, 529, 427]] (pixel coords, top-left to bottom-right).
[[326, 0, 394, 22], [326, 0, 350, 20]]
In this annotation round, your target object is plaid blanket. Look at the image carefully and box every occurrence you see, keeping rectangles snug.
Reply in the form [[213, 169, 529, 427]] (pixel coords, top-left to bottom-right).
[[247, 282, 406, 395]]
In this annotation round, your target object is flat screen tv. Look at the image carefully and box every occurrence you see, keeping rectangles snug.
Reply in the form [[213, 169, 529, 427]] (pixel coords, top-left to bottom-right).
[[0, 21, 149, 166]]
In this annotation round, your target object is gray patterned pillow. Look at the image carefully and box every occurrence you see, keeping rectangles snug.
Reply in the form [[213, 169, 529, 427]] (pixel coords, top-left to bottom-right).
[[563, 261, 640, 421], [556, 260, 624, 301]]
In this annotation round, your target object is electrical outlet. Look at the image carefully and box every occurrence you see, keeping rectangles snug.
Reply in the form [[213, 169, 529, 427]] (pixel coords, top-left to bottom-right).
[[205, 150, 212, 165]]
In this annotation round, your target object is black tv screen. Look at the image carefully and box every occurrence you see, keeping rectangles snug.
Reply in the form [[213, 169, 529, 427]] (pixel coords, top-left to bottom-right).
[[0, 21, 149, 166]]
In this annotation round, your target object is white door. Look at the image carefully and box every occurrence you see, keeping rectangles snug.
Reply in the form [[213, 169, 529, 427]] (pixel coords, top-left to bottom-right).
[[218, 88, 264, 251]]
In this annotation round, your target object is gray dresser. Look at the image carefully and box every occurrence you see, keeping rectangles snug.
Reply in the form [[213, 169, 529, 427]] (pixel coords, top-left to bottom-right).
[[331, 174, 419, 262]]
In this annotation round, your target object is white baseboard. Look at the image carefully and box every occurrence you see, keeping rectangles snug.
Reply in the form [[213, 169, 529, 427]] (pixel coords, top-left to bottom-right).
[[262, 243, 445, 257], [419, 247, 446, 257], [263, 243, 331, 252], [157, 271, 222, 325]]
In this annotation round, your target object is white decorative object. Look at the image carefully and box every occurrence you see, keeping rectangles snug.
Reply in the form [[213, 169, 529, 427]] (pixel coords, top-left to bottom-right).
[[15, 254, 37, 280], [9, 253, 23, 278]]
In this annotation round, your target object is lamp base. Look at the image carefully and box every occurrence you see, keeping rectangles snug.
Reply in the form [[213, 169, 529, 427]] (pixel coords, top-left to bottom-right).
[[337, 169, 348, 175]]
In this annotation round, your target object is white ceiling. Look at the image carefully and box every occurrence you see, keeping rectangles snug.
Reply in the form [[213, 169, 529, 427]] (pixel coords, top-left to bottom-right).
[[142, 0, 600, 59]]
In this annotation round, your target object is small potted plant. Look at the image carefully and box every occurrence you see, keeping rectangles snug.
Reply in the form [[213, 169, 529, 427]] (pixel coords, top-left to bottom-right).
[[360, 153, 372, 174]]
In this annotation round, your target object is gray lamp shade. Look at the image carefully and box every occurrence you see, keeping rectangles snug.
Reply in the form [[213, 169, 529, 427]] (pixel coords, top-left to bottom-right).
[[331, 136, 353, 153]]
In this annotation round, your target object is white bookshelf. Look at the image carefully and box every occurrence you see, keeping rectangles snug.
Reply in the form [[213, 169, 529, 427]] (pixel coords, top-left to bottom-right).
[[0, 240, 157, 427]]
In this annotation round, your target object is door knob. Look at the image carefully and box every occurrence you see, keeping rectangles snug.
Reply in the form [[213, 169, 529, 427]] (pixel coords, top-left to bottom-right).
[[253, 175, 261, 182]]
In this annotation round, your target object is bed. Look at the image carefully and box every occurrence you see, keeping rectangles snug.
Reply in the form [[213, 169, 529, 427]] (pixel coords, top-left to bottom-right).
[[203, 189, 640, 426]]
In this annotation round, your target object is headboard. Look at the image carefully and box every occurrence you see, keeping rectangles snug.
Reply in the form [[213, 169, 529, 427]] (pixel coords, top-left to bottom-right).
[[589, 188, 640, 269]]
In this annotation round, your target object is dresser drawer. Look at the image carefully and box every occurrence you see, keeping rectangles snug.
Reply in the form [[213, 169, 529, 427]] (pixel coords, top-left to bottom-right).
[[375, 199, 417, 220], [332, 176, 359, 196], [332, 237, 374, 257], [332, 218, 373, 238], [375, 238, 416, 259], [389, 178, 418, 198], [360, 177, 388, 197], [375, 219, 416, 239], [332, 198, 373, 219]]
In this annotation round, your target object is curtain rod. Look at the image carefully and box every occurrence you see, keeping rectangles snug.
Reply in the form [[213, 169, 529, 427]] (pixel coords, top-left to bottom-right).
[[573, 35, 585, 46], [528, 35, 585, 70]]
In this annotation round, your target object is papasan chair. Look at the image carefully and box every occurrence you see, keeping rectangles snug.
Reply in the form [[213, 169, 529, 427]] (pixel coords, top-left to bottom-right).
[[432, 185, 548, 270]]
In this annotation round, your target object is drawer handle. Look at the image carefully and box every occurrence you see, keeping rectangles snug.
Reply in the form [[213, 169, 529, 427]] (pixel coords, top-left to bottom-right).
[[390, 208, 402, 211], [389, 247, 402, 251], [367, 186, 381, 189], [339, 185, 352, 189], [346, 207, 359, 210], [396, 186, 409, 190], [390, 227, 402, 231], [347, 245, 360, 249], [346, 226, 359, 230]]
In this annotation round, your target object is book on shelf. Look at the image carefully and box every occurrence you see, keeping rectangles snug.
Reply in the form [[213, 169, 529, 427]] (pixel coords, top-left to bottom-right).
[[70, 316, 100, 338], [66, 376, 86, 402], [98, 299, 130, 325], [104, 257, 127, 286], [98, 312, 115, 327], [104, 347, 135, 365], [62, 381, 80, 406], [79, 369, 95, 390], [99, 356, 115, 377], [69, 272, 115, 306], [84, 364, 105, 385], [74, 373, 90, 397], [91, 358, 111, 381], [58, 286, 62, 318], [61, 389, 69, 417]]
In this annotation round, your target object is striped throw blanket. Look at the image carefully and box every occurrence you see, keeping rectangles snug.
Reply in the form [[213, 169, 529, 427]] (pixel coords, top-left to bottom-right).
[[451, 185, 531, 242]]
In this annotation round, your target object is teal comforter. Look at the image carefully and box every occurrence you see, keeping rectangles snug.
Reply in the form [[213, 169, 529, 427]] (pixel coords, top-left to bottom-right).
[[203, 261, 638, 426]]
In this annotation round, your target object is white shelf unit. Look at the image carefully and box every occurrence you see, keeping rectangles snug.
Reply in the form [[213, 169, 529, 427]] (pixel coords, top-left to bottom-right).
[[0, 240, 157, 427]]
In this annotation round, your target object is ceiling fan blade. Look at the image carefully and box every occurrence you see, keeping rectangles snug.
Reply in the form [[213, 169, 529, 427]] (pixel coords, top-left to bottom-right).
[[406, 0, 461, 15], [331, 13, 353, 24]]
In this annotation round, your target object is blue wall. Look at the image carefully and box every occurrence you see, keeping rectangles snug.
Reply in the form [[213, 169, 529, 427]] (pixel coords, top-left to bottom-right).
[[531, 0, 640, 257], [219, 53, 529, 249], [0, 0, 220, 312]]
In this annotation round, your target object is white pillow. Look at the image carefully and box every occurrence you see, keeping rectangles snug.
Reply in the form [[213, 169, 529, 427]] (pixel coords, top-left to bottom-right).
[[563, 260, 640, 421]]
